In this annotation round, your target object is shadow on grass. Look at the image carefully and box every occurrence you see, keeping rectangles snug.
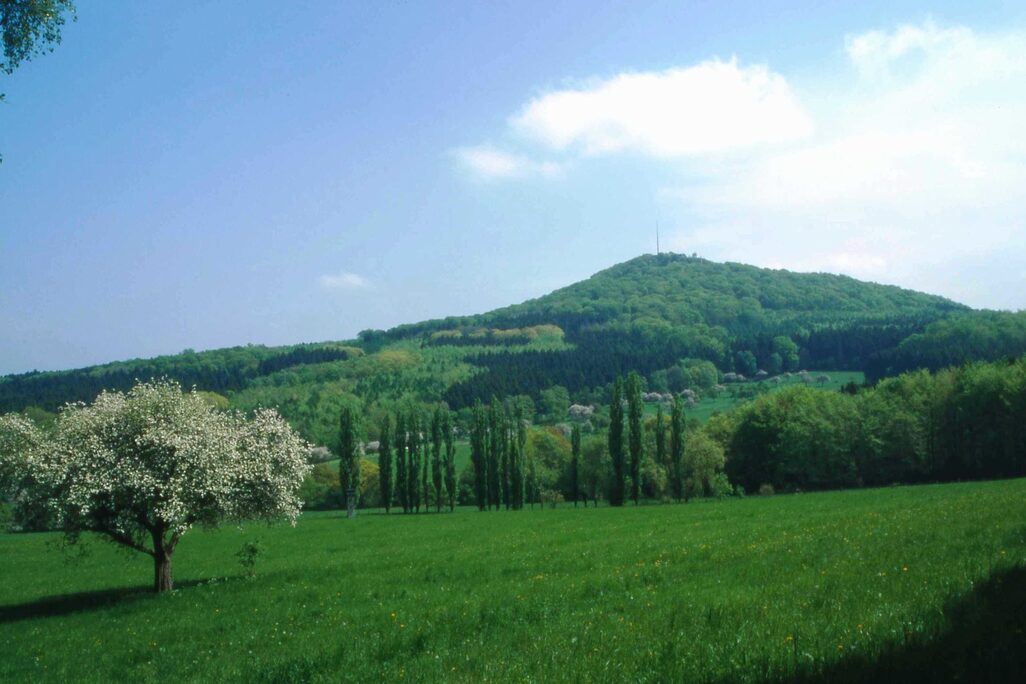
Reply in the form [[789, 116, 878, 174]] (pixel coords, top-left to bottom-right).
[[0, 579, 209, 624], [783, 564, 1026, 683]]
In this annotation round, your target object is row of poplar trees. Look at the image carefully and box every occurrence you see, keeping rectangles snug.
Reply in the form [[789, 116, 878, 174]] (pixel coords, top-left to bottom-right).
[[467, 399, 537, 510], [604, 372, 688, 506], [339, 404, 459, 514]]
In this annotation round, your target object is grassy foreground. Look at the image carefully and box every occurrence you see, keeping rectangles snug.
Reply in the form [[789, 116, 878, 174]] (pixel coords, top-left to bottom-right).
[[2, 480, 1025, 682]]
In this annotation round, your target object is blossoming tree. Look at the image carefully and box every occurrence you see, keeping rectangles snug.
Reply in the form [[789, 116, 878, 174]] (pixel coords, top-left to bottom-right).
[[0, 379, 311, 592]]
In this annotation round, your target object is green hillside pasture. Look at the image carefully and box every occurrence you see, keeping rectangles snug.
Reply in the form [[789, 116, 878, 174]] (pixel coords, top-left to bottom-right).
[[644, 371, 865, 424], [2, 479, 1025, 682]]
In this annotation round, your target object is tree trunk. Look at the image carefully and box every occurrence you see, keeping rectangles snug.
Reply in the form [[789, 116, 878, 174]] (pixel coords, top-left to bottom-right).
[[152, 528, 174, 593], [154, 551, 173, 592]]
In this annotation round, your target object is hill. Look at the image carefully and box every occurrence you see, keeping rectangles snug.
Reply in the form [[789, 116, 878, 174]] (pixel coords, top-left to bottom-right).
[[3, 253, 1025, 446]]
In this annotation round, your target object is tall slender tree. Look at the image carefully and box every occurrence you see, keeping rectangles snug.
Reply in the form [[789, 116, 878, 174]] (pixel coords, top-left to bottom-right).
[[443, 410, 457, 511], [627, 372, 644, 505], [420, 410, 430, 512], [500, 411, 510, 509], [470, 403, 488, 511], [514, 408, 527, 509], [608, 378, 626, 506], [670, 396, 686, 502], [408, 410, 421, 513], [431, 406, 444, 512], [395, 412, 408, 513], [487, 398, 502, 510], [379, 415, 393, 514], [339, 404, 362, 516], [655, 403, 667, 470], [570, 423, 581, 507], [527, 451, 538, 509]]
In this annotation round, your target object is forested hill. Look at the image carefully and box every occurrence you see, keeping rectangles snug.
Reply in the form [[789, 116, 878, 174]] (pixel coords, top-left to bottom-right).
[[3, 253, 1025, 431], [370, 254, 965, 344]]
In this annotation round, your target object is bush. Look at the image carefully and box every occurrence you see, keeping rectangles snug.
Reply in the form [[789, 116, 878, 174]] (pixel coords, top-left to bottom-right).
[[758, 483, 775, 496], [710, 473, 733, 499]]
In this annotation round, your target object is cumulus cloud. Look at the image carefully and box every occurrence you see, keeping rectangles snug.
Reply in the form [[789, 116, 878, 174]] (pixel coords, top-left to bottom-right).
[[453, 145, 564, 180], [512, 59, 813, 157], [319, 272, 371, 290], [658, 21, 1026, 308]]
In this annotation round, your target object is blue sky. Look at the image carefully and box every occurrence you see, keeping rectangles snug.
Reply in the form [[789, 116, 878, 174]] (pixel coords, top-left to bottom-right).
[[2, 1, 1025, 374]]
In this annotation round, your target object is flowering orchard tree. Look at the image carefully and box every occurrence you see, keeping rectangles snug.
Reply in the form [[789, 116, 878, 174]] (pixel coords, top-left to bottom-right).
[[0, 380, 311, 592]]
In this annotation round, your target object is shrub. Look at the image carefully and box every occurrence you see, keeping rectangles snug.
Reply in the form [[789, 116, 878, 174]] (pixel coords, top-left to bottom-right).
[[710, 473, 733, 499], [758, 483, 775, 496]]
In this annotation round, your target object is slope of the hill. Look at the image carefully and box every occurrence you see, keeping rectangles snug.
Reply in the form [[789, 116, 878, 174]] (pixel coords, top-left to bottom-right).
[[374, 253, 966, 343]]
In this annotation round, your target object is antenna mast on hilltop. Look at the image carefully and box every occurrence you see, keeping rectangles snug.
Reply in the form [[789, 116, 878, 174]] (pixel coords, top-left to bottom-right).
[[656, 221, 660, 255]]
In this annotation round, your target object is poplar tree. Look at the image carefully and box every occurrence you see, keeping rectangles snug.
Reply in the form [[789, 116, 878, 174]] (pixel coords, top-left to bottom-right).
[[608, 378, 626, 506], [470, 403, 488, 510], [421, 420, 430, 512], [379, 415, 393, 514], [395, 412, 408, 513], [627, 372, 644, 505], [443, 410, 456, 511], [655, 403, 666, 469], [431, 406, 444, 512], [488, 398, 502, 510], [514, 409, 527, 509], [527, 451, 538, 509], [670, 396, 686, 502], [338, 404, 361, 514], [570, 423, 581, 507], [500, 412, 510, 509], [408, 410, 420, 513]]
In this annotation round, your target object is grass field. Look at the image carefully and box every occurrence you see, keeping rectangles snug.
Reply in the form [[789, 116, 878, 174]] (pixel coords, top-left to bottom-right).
[[2, 478, 1025, 682]]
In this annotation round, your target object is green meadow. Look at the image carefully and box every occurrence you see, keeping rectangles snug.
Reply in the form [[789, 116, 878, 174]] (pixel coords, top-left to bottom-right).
[[2, 478, 1025, 682]]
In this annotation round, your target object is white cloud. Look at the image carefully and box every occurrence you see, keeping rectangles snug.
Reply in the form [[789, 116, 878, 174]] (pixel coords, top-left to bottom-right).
[[511, 59, 813, 157], [453, 145, 564, 180], [660, 21, 1026, 308], [319, 272, 371, 290]]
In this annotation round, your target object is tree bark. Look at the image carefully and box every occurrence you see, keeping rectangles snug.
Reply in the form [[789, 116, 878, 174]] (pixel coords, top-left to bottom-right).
[[152, 528, 174, 592], [154, 551, 173, 593]]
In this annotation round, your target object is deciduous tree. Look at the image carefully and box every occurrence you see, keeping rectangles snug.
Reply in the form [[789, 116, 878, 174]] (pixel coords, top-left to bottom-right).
[[0, 380, 309, 592]]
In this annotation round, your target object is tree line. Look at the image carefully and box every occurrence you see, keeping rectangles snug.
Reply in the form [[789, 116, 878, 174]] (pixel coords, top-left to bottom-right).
[[338, 404, 458, 514]]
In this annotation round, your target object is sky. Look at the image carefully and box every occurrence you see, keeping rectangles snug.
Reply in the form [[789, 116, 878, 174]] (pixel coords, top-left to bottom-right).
[[2, 1, 1026, 375]]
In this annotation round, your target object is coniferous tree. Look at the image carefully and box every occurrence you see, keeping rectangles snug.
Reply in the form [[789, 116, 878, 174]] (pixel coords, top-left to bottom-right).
[[470, 403, 488, 510], [379, 415, 393, 514], [570, 423, 581, 507], [608, 378, 626, 506], [655, 403, 666, 470], [339, 404, 361, 514], [431, 406, 443, 512], [670, 396, 686, 502], [443, 410, 456, 511], [395, 412, 408, 513], [627, 372, 644, 505]]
